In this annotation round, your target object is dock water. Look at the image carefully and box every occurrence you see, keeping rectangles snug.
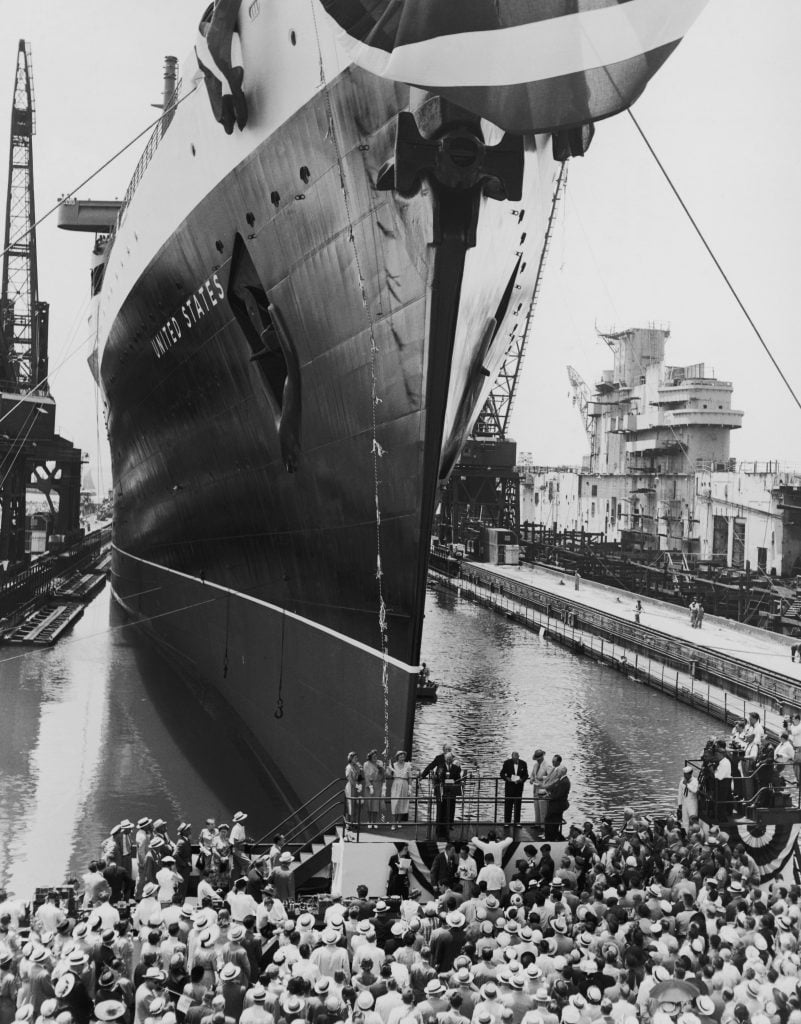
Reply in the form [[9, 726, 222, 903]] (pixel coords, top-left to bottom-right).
[[430, 555, 801, 739]]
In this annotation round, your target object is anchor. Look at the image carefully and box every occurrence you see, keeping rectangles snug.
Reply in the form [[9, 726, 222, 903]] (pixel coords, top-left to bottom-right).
[[378, 109, 524, 247]]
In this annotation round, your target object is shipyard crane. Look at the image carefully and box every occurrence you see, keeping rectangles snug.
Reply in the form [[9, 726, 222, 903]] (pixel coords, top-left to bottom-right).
[[1, 41, 48, 389], [566, 364, 600, 468], [438, 163, 568, 542], [0, 41, 82, 564], [472, 161, 569, 441], [566, 365, 592, 440]]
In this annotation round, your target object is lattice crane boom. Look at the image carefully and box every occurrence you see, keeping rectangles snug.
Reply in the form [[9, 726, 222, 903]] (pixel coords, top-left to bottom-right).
[[566, 364, 592, 440], [472, 161, 568, 441], [1, 40, 48, 391]]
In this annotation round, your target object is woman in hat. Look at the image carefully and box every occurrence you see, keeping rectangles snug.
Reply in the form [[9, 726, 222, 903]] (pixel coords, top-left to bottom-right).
[[344, 752, 363, 824], [362, 752, 385, 830], [388, 752, 416, 830], [210, 827, 233, 892]]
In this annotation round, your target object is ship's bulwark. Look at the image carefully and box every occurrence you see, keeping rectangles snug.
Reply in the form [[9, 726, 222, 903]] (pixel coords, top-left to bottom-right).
[[103, 65, 547, 810]]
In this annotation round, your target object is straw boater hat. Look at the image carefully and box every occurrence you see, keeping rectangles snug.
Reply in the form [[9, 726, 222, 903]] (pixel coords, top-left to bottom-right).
[[233, 811, 248, 823], [94, 1003, 126, 1022], [219, 963, 241, 982], [54, 975, 75, 999]]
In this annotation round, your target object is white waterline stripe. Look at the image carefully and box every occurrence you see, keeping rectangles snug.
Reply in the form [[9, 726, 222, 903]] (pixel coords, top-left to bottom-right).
[[111, 543, 420, 675]]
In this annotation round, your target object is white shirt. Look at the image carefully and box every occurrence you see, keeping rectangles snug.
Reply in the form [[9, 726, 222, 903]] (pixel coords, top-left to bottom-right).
[[470, 836, 512, 863], [476, 864, 506, 892], [156, 866, 181, 903], [457, 856, 478, 882], [257, 898, 287, 929], [226, 891, 260, 922], [715, 757, 732, 780]]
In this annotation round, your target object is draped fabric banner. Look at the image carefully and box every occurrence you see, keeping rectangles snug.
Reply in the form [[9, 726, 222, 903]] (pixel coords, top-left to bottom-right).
[[317, 0, 709, 132]]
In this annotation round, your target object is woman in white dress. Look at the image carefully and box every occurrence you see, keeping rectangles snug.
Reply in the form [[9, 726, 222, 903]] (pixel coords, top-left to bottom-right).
[[389, 751, 416, 829]]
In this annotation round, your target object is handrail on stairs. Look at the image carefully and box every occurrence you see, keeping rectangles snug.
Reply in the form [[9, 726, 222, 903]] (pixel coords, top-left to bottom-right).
[[252, 778, 345, 847], [283, 794, 345, 850]]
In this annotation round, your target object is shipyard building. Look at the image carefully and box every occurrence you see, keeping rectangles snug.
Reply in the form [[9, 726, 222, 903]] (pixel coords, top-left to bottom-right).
[[521, 326, 801, 577]]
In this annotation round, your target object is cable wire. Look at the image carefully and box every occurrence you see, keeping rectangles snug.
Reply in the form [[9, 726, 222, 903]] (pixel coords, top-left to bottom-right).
[[625, 107, 801, 415], [0, 83, 199, 262]]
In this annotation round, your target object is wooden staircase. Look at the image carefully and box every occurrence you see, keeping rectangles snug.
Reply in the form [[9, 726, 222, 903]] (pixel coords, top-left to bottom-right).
[[253, 779, 346, 892]]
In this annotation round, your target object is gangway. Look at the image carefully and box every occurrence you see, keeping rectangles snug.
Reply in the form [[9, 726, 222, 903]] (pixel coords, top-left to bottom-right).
[[5, 600, 83, 644]]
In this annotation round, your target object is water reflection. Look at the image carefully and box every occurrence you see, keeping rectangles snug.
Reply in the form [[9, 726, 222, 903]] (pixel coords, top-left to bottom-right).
[[0, 589, 285, 895], [414, 582, 717, 819]]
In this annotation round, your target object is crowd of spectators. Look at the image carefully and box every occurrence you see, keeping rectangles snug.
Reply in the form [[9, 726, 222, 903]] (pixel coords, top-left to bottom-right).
[[0, 804, 798, 1024]]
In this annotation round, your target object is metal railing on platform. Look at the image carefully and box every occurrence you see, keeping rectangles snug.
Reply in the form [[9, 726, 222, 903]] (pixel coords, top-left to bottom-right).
[[685, 754, 801, 825], [343, 775, 567, 843], [254, 774, 569, 851]]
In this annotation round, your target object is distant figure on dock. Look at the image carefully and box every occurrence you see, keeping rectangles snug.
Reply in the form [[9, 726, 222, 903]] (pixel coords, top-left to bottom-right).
[[696, 601, 705, 629], [689, 598, 699, 627], [791, 642, 801, 662], [574, 571, 581, 591], [633, 600, 642, 624], [677, 764, 699, 828]]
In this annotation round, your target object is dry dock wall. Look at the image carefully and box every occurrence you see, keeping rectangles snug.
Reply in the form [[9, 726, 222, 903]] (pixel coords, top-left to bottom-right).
[[430, 554, 801, 731]]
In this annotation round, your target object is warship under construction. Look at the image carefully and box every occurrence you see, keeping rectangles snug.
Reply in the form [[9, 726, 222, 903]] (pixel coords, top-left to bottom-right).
[[60, 0, 709, 820]]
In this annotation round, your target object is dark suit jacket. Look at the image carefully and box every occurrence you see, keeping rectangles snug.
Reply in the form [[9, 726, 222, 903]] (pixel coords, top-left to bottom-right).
[[430, 850, 457, 889], [436, 762, 462, 797], [500, 758, 529, 795], [420, 752, 448, 781]]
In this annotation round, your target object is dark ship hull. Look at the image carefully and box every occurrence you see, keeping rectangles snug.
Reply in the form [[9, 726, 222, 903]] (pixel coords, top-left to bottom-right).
[[86, 0, 705, 820]]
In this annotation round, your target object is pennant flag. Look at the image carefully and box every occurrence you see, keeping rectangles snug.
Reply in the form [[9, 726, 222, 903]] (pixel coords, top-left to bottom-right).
[[317, 0, 708, 133]]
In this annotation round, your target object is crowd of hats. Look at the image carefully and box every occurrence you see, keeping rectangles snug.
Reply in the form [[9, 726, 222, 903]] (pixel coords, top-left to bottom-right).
[[2, 806, 801, 1024]]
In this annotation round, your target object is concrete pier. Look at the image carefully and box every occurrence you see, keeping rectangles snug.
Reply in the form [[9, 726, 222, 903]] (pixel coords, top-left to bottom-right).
[[430, 555, 801, 738]]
